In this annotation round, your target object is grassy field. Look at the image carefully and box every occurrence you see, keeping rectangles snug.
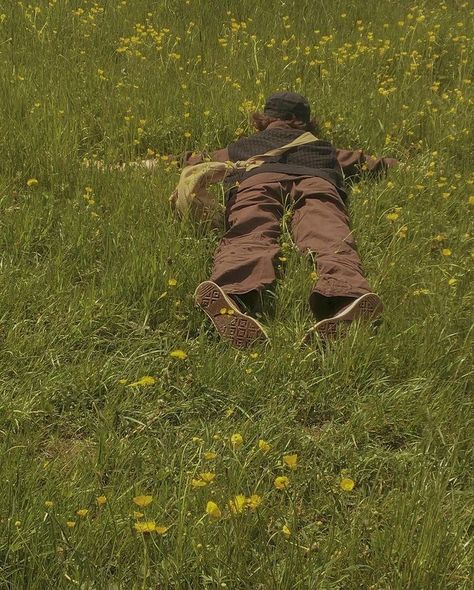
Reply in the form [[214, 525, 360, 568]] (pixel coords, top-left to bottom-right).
[[0, 0, 473, 588]]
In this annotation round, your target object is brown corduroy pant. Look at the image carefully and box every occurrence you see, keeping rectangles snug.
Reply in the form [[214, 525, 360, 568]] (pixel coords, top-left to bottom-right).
[[209, 172, 373, 319]]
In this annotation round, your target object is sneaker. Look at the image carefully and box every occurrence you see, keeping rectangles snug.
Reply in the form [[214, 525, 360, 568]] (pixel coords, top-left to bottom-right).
[[305, 293, 383, 341], [194, 281, 269, 349]]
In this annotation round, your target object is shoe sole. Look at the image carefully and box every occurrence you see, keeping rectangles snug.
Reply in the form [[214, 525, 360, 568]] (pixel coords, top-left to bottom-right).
[[194, 281, 268, 349], [305, 293, 383, 341]]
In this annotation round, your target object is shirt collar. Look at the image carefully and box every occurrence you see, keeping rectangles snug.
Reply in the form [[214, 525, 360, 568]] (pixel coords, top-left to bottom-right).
[[266, 120, 293, 130]]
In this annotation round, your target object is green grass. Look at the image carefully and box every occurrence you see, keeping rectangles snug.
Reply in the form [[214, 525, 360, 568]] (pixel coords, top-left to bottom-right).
[[0, 0, 473, 588]]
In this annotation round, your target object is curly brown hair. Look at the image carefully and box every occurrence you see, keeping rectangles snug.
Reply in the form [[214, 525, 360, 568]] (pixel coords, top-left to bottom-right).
[[251, 111, 320, 135]]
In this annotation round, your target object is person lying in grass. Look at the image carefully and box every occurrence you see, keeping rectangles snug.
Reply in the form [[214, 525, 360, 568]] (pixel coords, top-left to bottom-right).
[[186, 92, 398, 349]]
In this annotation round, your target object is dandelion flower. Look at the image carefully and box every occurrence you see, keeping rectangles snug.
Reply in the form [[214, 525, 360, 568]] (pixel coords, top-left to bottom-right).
[[26, 178, 38, 187], [283, 454, 298, 471], [229, 494, 247, 514], [442, 248, 452, 257], [168, 278, 177, 286], [230, 433, 243, 447], [203, 451, 217, 460], [340, 477, 355, 491], [274, 476, 290, 490], [282, 524, 291, 537], [96, 495, 107, 506], [206, 501, 221, 519], [133, 495, 153, 507], [247, 494, 263, 510], [128, 376, 156, 387], [76, 508, 89, 518], [66, 521, 76, 528], [170, 349, 187, 360], [134, 520, 157, 533], [199, 472, 216, 483], [258, 439, 271, 453], [448, 278, 457, 286], [386, 212, 399, 221], [44, 501, 53, 509]]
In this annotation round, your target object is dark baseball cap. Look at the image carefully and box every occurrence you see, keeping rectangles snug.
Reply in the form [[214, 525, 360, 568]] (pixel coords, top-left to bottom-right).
[[264, 92, 311, 122]]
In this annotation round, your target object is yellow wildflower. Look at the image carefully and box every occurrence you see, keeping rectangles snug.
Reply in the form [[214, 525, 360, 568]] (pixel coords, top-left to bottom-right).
[[203, 451, 217, 460], [168, 278, 177, 286], [66, 521, 76, 528], [26, 178, 38, 187], [192, 436, 203, 444], [469, 196, 474, 205], [191, 478, 207, 488], [340, 477, 355, 491], [442, 248, 452, 257], [283, 454, 298, 471], [230, 433, 243, 447], [258, 439, 271, 453], [274, 476, 290, 490], [229, 494, 247, 514], [133, 511, 143, 518], [128, 376, 156, 387], [133, 495, 153, 507], [386, 212, 399, 221], [170, 349, 187, 360], [44, 501, 53, 509], [96, 495, 107, 506], [282, 524, 291, 537], [155, 525, 169, 535], [76, 508, 89, 518], [247, 494, 263, 510], [199, 472, 216, 483], [448, 278, 457, 286], [206, 501, 221, 519], [134, 520, 157, 533]]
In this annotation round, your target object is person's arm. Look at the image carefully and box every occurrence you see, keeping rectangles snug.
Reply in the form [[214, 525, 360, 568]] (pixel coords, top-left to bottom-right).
[[336, 148, 397, 180], [183, 147, 230, 167]]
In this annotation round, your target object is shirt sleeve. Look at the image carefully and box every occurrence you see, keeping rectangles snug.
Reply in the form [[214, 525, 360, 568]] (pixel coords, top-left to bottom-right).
[[183, 147, 230, 167], [336, 148, 398, 179]]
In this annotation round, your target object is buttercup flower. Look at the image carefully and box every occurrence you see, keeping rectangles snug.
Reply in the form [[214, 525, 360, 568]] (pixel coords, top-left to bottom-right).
[[170, 349, 187, 360], [340, 477, 355, 491], [230, 433, 243, 447], [133, 495, 153, 507], [199, 472, 216, 483], [134, 520, 157, 533], [128, 376, 156, 387], [76, 508, 89, 517], [258, 439, 271, 453], [274, 476, 290, 490], [247, 494, 263, 510], [283, 454, 298, 470], [206, 501, 221, 519], [191, 478, 207, 488], [229, 494, 247, 514]]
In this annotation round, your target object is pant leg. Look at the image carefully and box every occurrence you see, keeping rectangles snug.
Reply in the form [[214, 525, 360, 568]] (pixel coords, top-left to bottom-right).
[[209, 176, 285, 295], [290, 177, 373, 317]]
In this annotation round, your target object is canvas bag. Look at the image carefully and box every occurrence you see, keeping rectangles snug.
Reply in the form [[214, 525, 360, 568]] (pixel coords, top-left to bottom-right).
[[169, 132, 319, 225]]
